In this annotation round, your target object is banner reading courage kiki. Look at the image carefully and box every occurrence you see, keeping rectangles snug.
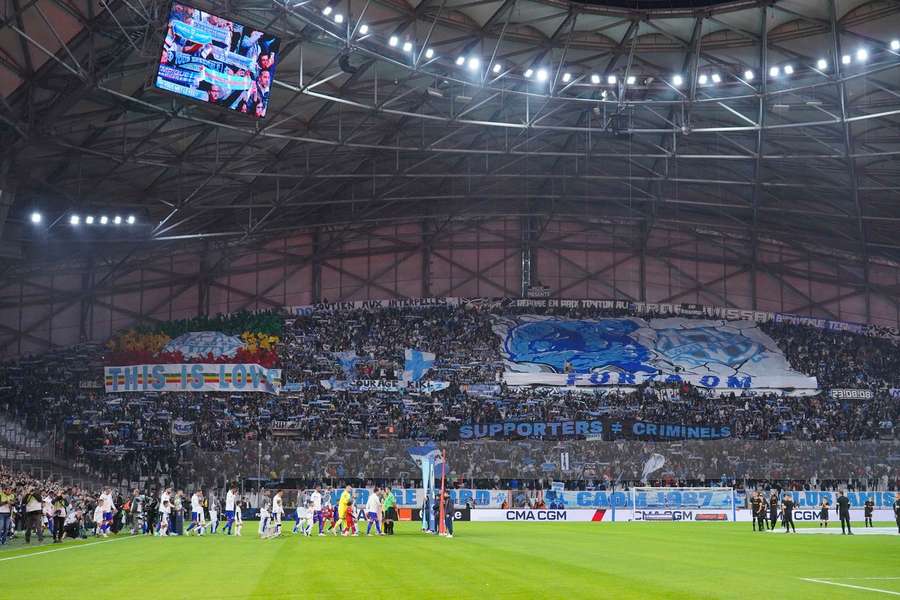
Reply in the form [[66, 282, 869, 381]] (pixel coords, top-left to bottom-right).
[[104, 363, 282, 394]]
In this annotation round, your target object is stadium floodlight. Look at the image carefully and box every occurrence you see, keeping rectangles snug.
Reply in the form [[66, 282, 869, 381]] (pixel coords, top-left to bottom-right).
[[711, 73, 721, 83], [467, 56, 480, 71], [562, 72, 571, 83], [607, 74, 617, 84], [85, 215, 94, 225], [841, 54, 851, 65], [591, 74, 600, 84], [114, 215, 122, 225], [892, 40, 900, 51], [100, 215, 108, 225], [856, 48, 868, 62], [769, 66, 779, 77], [127, 215, 136, 225], [389, 35, 398, 47], [672, 74, 683, 87], [69, 214, 80, 226], [698, 73, 708, 85], [30, 211, 41, 224], [536, 68, 548, 82], [626, 75, 636, 85], [358, 24, 368, 35], [492, 63, 502, 74], [322, 5, 332, 15], [816, 58, 828, 70], [424, 48, 434, 59], [744, 69, 754, 81], [333, 13, 343, 23], [784, 65, 794, 75], [524, 68, 533, 78], [455, 55, 465, 66], [403, 41, 413, 53]]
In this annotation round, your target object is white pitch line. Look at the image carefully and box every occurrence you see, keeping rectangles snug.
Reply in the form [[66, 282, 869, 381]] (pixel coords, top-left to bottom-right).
[[800, 578, 900, 596], [0, 534, 138, 562]]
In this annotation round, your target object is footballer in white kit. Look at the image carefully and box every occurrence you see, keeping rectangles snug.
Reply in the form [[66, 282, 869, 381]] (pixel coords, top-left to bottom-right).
[[188, 491, 205, 535], [271, 491, 284, 536], [224, 485, 237, 535]]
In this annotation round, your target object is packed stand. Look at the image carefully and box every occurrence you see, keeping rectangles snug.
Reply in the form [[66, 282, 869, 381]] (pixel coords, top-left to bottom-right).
[[0, 303, 898, 488]]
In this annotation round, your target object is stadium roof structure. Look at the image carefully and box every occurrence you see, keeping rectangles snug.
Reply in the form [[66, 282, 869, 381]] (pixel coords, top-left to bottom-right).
[[0, 0, 899, 334], [1, 0, 900, 257]]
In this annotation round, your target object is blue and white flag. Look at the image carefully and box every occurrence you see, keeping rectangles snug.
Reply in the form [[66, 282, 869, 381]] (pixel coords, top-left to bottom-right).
[[641, 453, 666, 482], [334, 351, 359, 378], [403, 348, 435, 382], [408, 443, 443, 468], [172, 420, 194, 436]]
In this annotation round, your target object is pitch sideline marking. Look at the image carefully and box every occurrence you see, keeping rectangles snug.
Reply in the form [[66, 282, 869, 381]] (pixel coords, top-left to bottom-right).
[[0, 534, 139, 562], [800, 578, 900, 596]]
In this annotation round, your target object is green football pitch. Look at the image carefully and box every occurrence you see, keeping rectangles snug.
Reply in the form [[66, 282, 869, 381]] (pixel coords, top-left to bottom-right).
[[1, 522, 898, 599]]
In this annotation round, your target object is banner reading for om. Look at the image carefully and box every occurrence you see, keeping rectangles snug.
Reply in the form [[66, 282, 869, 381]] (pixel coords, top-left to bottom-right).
[[105, 363, 282, 394], [494, 316, 817, 390]]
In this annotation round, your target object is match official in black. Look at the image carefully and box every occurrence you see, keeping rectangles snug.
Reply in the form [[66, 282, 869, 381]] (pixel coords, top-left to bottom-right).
[[781, 494, 796, 533], [864, 498, 874, 528], [836, 490, 852, 535]]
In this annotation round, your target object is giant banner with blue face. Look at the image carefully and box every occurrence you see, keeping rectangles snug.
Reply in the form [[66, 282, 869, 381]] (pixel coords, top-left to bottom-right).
[[494, 316, 817, 390]]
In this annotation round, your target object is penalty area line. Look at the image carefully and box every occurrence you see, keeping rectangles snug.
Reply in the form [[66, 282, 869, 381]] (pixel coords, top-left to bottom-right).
[[800, 578, 900, 596], [0, 534, 139, 562]]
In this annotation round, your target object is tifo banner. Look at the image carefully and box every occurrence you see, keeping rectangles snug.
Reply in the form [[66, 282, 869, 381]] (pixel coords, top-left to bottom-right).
[[320, 379, 449, 394], [493, 315, 817, 390], [453, 419, 731, 441], [162, 331, 245, 359], [288, 297, 900, 341], [105, 364, 282, 394]]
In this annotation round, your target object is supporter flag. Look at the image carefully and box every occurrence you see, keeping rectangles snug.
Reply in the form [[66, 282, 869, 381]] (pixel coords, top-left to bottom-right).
[[334, 351, 359, 378], [403, 348, 435, 382], [172, 420, 194, 436], [641, 453, 666, 482]]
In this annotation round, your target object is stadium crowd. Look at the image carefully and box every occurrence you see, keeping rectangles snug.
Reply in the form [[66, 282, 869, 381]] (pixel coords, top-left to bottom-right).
[[0, 303, 898, 490]]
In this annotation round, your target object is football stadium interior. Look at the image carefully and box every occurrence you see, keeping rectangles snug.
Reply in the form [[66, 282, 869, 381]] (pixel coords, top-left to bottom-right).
[[0, 0, 899, 597]]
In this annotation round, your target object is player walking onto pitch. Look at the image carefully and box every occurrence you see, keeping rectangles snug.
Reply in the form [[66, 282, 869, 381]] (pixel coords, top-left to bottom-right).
[[224, 484, 238, 535], [781, 494, 796, 533], [99, 488, 115, 537], [187, 490, 205, 535], [272, 490, 284, 537], [750, 492, 763, 532], [863, 498, 874, 527], [337, 485, 352, 536], [836, 490, 852, 535], [365, 487, 383, 536], [768, 492, 779, 530], [309, 486, 324, 536]]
